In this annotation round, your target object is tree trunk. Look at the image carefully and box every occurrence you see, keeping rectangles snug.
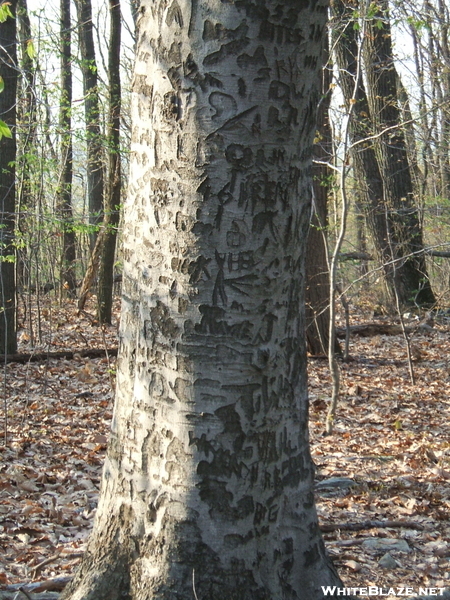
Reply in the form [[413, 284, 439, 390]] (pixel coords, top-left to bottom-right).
[[331, 0, 435, 308], [396, 74, 423, 196], [58, 0, 77, 296], [75, 0, 105, 251], [423, 0, 443, 199], [0, 0, 18, 355], [436, 0, 450, 200], [16, 0, 37, 296], [408, 16, 433, 202], [331, 0, 390, 295], [61, 1, 342, 599], [363, 0, 435, 307], [354, 200, 368, 283], [97, 0, 121, 324], [306, 38, 338, 356]]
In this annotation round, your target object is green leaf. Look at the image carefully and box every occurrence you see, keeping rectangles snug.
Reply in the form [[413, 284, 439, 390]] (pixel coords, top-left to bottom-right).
[[0, 120, 12, 140], [0, 2, 14, 23], [0, 76, 4, 93], [26, 39, 36, 60], [0, 254, 15, 263]]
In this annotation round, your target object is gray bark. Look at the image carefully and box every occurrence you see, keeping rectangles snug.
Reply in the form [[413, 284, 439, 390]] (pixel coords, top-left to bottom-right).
[[61, 1, 342, 598]]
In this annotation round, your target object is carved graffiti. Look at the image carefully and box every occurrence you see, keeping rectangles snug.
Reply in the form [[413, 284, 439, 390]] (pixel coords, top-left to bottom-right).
[[195, 305, 253, 340], [258, 21, 305, 45], [212, 251, 258, 306]]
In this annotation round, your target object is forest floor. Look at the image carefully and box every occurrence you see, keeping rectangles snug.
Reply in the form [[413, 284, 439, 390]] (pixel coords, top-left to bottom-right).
[[0, 294, 449, 598]]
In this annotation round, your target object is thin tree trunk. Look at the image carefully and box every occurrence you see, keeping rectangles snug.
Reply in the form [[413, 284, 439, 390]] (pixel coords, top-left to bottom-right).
[[58, 0, 77, 297], [437, 0, 450, 200], [424, 0, 442, 198], [409, 18, 433, 202], [306, 38, 339, 356], [354, 200, 368, 283], [75, 0, 105, 251], [60, 0, 343, 598], [0, 0, 18, 354], [16, 0, 37, 296], [97, 0, 121, 324]]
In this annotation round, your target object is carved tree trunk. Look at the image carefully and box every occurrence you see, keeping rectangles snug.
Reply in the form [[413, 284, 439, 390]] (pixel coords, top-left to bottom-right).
[[61, 1, 342, 599], [0, 0, 17, 354]]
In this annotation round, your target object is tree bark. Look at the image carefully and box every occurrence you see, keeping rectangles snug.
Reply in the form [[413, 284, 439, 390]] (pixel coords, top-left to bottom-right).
[[61, 1, 342, 599], [0, 0, 18, 354], [75, 0, 105, 251], [58, 0, 77, 297], [97, 0, 121, 324]]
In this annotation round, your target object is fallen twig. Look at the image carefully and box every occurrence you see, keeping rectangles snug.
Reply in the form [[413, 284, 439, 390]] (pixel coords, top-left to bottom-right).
[[320, 519, 424, 532], [0, 593, 59, 600], [31, 553, 60, 579], [18, 588, 33, 600], [336, 321, 436, 338], [0, 348, 118, 364], [2, 576, 71, 594]]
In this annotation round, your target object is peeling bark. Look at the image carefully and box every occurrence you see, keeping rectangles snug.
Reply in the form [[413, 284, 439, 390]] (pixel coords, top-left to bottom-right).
[[61, 1, 342, 598]]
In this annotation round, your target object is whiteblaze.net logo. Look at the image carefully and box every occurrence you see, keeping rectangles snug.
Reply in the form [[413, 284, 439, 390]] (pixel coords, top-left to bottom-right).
[[321, 586, 446, 597]]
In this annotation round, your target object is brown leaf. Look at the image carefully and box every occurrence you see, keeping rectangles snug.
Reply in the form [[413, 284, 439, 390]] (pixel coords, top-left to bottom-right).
[[343, 560, 361, 572]]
